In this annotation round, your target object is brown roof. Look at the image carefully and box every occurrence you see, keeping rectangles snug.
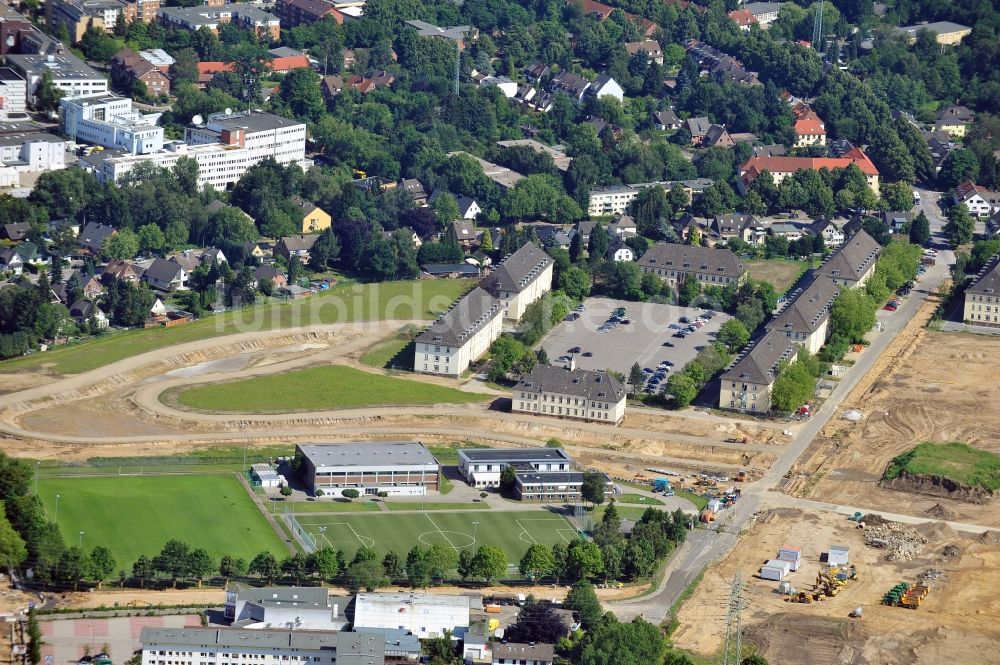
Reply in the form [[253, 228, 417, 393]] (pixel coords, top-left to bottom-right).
[[481, 241, 553, 294], [817, 230, 881, 283], [766, 276, 840, 335], [740, 153, 878, 177], [721, 328, 798, 386], [637, 243, 746, 280]]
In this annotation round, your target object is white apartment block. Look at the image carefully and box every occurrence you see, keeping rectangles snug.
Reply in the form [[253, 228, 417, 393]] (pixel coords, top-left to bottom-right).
[[139, 627, 384, 665], [588, 179, 714, 216], [60, 94, 164, 154], [512, 365, 627, 424], [90, 110, 309, 189], [353, 593, 472, 639], [481, 241, 553, 321], [0, 132, 67, 186], [0, 68, 27, 120], [456, 447, 573, 487], [6, 53, 108, 106], [414, 286, 503, 377]]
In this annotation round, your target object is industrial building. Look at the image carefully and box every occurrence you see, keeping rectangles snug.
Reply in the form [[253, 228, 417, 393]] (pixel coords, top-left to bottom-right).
[[352, 593, 475, 639], [295, 442, 440, 497], [225, 584, 349, 630]]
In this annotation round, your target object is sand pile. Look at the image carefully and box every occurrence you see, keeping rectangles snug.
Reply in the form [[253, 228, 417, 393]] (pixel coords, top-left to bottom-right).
[[925, 503, 959, 520]]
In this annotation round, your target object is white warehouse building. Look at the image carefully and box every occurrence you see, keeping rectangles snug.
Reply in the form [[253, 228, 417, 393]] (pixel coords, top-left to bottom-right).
[[352, 593, 474, 639]]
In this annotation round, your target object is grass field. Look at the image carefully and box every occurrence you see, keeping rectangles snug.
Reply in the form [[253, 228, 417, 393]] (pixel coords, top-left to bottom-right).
[[616, 494, 664, 505], [174, 365, 492, 413], [2, 279, 472, 376], [746, 259, 812, 294], [292, 510, 578, 563], [361, 337, 412, 369], [38, 475, 287, 569], [282, 500, 381, 513], [384, 502, 491, 511], [884, 442, 1000, 491]]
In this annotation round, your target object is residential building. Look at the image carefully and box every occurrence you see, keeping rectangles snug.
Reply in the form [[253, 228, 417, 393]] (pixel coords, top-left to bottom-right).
[[0, 68, 27, 120], [653, 109, 681, 131], [456, 448, 573, 487], [752, 144, 786, 158], [92, 110, 309, 189], [935, 104, 974, 138], [0, 132, 66, 181], [0, 4, 51, 57], [399, 178, 428, 204], [277, 0, 344, 27], [481, 241, 554, 321], [456, 196, 481, 220], [587, 179, 715, 216], [197, 55, 310, 87], [607, 240, 634, 262], [815, 229, 880, 287], [142, 257, 187, 291], [7, 53, 108, 106], [69, 299, 109, 328], [953, 181, 1000, 217], [169, 247, 226, 273], [493, 642, 555, 665], [224, 584, 349, 630], [496, 140, 572, 172], [111, 47, 170, 97], [48, 0, 125, 41], [685, 40, 761, 87], [295, 442, 439, 497], [882, 210, 914, 232], [807, 217, 845, 247], [608, 215, 637, 238], [139, 627, 384, 665], [254, 265, 287, 289], [0, 222, 30, 242], [921, 129, 955, 175], [404, 19, 472, 47], [743, 2, 782, 27], [447, 220, 479, 249], [963, 254, 1000, 327], [275, 234, 319, 261], [624, 40, 663, 64], [764, 276, 839, 354], [637, 243, 746, 289], [158, 3, 280, 40], [549, 71, 590, 101], [738, 147, 880, 194], [103, 258, 141, 283], [138, 49, 174, 72], [512, 364, 627, 424], [792, 108, 826, 147], [586, 73, 623, 102], [447, 152, 524, 190], [718, 328, 798, 412], [60, 94, 163, 154], [524, 62, 550, 82], [0, 248, 23, 274], [290, 196, 331, 233], [728, 8, 758, 30], [353, 593, 473, 639], [471, 72, 517, 98], [414, 286, 503, 376], [893, 21, 971, 45], [702, 124, 734, 148], [710, 213, 759, 244], [686, 116, 711, 144]]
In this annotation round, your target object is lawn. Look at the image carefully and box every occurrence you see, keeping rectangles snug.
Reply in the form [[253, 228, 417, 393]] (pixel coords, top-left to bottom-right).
[[174, 365, 492, 413], [360, 337, 412, 369], [746, 258, 812, 295], [293, 510, 579, 564], [384, 502, 491, 511], [883, 442, 1000, 491], [280, 500, 381, 513], [2, 279, 473, 376], [616, 494, 664, 505], [38, 474, 287, 569]]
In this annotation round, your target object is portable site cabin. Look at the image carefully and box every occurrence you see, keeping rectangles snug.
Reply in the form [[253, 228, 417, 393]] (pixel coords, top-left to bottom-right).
[[654, 478, 670, 491], [777, 545, 802, 571], [828, 545, 850, 566], [760, 559, 791, 581]]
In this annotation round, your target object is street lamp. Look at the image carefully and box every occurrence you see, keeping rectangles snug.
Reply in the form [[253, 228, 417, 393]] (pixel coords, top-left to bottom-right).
[[55, 494, 61, 522], [79, 531, 84, 549]]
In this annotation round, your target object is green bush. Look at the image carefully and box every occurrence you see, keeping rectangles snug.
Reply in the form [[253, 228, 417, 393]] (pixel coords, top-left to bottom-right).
[[342, 489, 360, 499]]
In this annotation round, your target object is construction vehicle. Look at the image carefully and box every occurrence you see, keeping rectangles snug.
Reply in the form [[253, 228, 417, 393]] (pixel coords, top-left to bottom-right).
[[850, 607, 863, 618], [725, 437, 748, 444], [785, 591, 812, 604], [883, 582, 910, 606]]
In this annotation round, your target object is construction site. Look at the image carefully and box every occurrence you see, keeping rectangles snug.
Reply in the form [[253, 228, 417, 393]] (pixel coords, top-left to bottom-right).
[[670, 506, 1000, 664]]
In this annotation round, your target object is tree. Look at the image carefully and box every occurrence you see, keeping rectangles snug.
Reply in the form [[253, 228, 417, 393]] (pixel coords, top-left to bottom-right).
[[352, 545, 378, 565], [566, 539, 603, 580], [382, 550, 404, 580], [170, 48, 200, 86], [279, 485, 293, 498], [909, 210, 931, 247], [249, 551, 279, 583], [830, 289, 876, 343], [307, 547, 341, 581], [678, 274, 700, 306], [281, 552, 308, 584], [277, 68, 325, 122], [717, 319, 750, 353], [187, 548, 215, 585], [219, 555, 248, 582], [132, 555, 153, 587], [581, 471, 606, 506], [58, 547, 90, 589], [628, 362, 645, 392], [137, 224, 165, 255], [89, 546, 116, 589], [945, 204, 975, 247], [519, 543, 555, 580], [344, 559, 387, 593], [0, 513, 27, 572], [342, 488, 360, 499], [153, 540, 192, 587], [457, 548, 474, 581], [101, 229, 140, 260], [564, 580, 603, 629], [499, 464, 517, 495], [771, 359, 816, 412], [938, 148, 979, 189], [471, 545, 507, 584], [505, 599, 569, 644], [880, 181, 913, 212], [579, 617, 667, 665], [426, 543, 458, 582], [665, 371, 698, 407], [741, 656, 769, 665], [561, 266, 592, 300], [587, 223, 610, 262], [35, 70, 64, 113], [431, 192, 460, 224]]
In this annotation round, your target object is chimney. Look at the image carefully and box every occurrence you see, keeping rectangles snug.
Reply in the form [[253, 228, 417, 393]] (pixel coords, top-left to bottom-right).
[[569, 355, 576, 371]]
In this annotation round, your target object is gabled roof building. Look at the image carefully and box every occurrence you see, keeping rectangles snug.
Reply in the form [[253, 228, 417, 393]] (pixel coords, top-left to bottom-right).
[[480, 241, 554, 321]]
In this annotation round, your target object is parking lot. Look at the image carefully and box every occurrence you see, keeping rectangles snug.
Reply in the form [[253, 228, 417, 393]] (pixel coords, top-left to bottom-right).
[[539, 297, 732, 391]]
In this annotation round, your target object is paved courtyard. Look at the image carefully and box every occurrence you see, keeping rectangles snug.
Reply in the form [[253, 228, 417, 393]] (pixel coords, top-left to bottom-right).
[[40, 615, 201, 665], [539, 297, 732, 381]]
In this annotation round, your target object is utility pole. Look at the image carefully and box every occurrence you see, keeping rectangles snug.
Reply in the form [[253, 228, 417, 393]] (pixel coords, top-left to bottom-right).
[[812, 1, 824, 53], [722, 572, 747, 665], [453, 41, 460, 95]]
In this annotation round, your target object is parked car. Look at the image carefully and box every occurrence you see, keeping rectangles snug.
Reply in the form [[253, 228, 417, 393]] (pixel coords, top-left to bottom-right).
[[663, 341, 675, 347], [679, 316, 690, 323], [582, 351, 593, 357], [883, 304, 897, 311], [669, 323, 682, 329], [569, 346, 581, 354], [557, 355, 572, 362]]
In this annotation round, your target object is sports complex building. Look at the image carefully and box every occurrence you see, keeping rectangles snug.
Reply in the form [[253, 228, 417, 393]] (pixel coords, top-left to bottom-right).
[[295, 442, 440, 497]]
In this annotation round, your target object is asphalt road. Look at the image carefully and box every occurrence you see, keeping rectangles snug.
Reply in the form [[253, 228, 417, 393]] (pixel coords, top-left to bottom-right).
[[610, 196, 957, 622]]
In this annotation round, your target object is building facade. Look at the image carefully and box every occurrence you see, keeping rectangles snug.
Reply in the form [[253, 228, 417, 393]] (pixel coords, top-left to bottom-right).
[[480, 241, 553, 321], [587, 179, 714, 216], [963, 254, 1000, 327], [512, 365, 627, 424], [513, 471, 613, 502], [352, 593, 472, 639], [738, 148, 880, 194], [224, 584, 349, 631], [158, 3, 280, 39], [456, 448, 573, 487], [295, 442, 440, 497], [0, 68, 27, 120], [636, 242, 746, 290], [7, 53, 109, 106], [414, 286, 503, 376], [60, 94, 164, 154]]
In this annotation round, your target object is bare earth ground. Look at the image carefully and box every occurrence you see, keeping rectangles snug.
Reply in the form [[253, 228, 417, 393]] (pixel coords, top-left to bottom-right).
[[788, 328, 1000, 527], [672, 508, 1000, 664]]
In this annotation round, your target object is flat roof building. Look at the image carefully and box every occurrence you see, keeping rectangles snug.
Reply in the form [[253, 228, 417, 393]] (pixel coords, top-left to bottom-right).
[[353, 593, 473, 639], [158, 3, 280, 40], [414, 286, 503, 377], [513, 470, 613, 502], [225, 584, 349, 630], [60, 94, 163, 154], [7, 52, 108, 106], [893, 21, 970, 45], [139, 627, 382, 665], [457, 447, 573, 487], [295, 442, 439, 497], [513, 364, 627, 425]]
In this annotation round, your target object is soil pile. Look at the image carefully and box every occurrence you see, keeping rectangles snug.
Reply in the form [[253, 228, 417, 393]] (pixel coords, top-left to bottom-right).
[[882, 472, 995, 504], [976, 530, 1000, 545], [925, 503, 959, 519]]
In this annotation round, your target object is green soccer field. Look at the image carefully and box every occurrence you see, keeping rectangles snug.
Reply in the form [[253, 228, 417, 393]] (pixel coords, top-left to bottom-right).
[[291, 509, 580, 564], [38, 474, 288, 570]]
